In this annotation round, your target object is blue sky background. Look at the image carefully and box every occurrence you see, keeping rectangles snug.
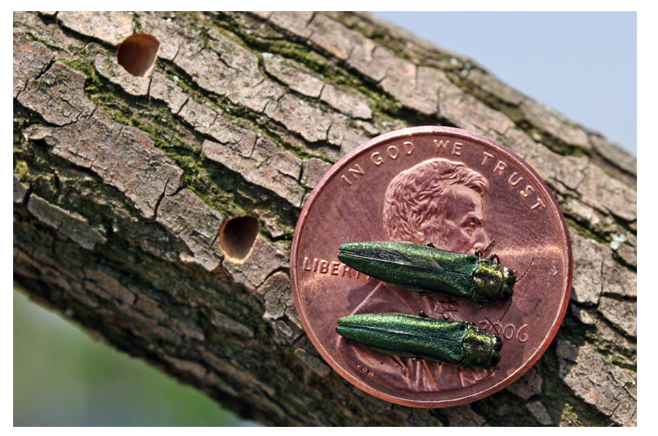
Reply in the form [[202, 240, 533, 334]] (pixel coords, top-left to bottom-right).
[[375, 12, 637, 156]]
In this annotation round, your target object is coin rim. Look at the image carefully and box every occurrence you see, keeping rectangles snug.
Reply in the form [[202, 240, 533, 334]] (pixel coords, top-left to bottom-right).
[[291, 126, 573, 407]]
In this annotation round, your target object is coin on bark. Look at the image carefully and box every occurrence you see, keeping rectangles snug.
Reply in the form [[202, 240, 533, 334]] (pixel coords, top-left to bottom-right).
[[291, 126, 572, 407]]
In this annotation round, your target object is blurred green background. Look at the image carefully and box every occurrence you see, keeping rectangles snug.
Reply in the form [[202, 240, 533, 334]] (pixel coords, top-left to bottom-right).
[[13, 289, 255, 426]]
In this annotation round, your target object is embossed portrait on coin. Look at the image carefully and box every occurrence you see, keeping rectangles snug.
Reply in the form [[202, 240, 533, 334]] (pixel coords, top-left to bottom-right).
[[383, 157, 491, 253], [338, 158, 494, 392]]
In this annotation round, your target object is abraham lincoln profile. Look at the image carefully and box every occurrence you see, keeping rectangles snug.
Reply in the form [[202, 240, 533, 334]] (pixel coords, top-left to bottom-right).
[[338, 158, 493, 391]]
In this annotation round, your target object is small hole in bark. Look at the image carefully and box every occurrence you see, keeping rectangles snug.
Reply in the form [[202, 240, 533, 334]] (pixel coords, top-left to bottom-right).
[[219, 216, 260, 262], [116, 33, 160, 77]]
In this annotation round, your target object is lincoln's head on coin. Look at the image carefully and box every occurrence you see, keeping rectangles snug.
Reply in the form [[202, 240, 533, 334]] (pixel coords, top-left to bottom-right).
[[383, 158, 491, 253]]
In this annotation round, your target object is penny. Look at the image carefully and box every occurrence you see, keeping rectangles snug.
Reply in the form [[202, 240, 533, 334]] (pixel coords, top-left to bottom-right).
[[291, 126, 572, 408]]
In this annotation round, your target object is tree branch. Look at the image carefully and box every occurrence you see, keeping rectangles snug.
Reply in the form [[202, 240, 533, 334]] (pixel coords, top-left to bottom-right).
[[13, 11, 636, 426]]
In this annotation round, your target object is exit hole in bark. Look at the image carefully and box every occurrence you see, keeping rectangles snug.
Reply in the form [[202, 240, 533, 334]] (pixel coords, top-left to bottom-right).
[[116, 33, 160, 77], [219, 216, 260, 262]]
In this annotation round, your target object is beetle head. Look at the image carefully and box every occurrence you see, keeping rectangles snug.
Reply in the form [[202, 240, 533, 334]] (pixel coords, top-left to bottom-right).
[[472, 262, 515, 302], [499, 267, 516, 300], [461, 325, 502, 367]]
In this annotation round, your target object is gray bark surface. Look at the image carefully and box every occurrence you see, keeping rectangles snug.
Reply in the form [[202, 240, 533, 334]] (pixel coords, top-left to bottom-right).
[[13, 11, 636, 426]]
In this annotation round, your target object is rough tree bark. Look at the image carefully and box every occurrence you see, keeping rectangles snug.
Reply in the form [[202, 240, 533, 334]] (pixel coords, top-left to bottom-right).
[[13, 11, 636, 426]]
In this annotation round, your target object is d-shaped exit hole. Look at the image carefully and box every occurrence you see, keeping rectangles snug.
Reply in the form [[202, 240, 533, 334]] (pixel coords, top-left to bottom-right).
[[219, 216, 260, 262], [116, 33, 160, 77]]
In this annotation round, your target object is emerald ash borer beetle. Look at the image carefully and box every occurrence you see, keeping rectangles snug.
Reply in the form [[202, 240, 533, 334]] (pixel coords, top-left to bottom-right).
[[338, 241, 517, 303], [337, 312, 502, 367]]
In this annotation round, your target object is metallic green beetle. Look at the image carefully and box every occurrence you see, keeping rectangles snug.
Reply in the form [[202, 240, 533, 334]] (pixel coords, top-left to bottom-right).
[[338, 241, 516, 303], [337, 312, 502, 367]]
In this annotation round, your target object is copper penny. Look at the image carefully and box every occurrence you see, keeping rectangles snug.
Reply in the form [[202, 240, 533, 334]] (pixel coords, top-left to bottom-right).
[[291, 126, 572, 407]]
